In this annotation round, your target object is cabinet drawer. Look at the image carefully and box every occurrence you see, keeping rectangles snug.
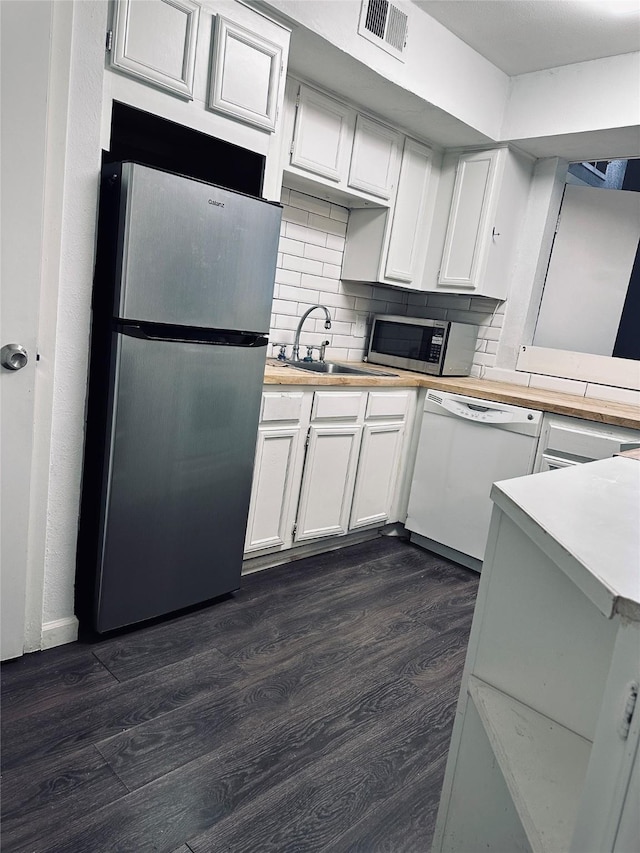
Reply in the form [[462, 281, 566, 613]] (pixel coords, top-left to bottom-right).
[[365, 391, 409, 421], [260, 392, 304, 423], [312, 391, 363, 421], [546, 423, 637, 460]]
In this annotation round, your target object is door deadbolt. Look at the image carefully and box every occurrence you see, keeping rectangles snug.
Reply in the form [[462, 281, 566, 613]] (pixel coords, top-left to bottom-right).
[[1, 343, 28, 371]]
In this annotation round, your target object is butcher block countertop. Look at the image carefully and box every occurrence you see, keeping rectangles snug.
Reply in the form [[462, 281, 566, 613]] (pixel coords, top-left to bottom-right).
[[263, 359, 640, 430]]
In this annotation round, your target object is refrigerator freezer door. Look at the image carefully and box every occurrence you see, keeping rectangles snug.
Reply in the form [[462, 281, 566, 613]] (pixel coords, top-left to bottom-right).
[[95, 331, 266, 632], [115, 162, 281, 332]]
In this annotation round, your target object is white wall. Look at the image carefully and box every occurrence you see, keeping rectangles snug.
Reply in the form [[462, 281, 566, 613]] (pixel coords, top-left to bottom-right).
[[504, 53, 640, 146]]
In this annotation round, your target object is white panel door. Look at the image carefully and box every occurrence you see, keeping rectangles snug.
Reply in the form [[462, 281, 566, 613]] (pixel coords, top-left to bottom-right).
[[438, 149, 501, 290], [295, 425, 362, 541], [244, 426, 301, 553], [533, 185, 640, 357], [208, 16, 283, 131], [1, 1, 52, 659], [384, 138, 433, 284], [110, 0, 200, 99], [348, 114, 401, 200], [290, 84, 355, 183], [350, 422, 405, 529]]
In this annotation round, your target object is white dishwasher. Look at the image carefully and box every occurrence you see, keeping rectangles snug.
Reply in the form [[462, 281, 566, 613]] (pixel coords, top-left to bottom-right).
[[406, 390, 542, 570]]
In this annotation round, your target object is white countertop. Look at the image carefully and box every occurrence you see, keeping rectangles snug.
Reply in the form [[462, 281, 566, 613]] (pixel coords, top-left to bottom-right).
[[491, 456, 640, 621]]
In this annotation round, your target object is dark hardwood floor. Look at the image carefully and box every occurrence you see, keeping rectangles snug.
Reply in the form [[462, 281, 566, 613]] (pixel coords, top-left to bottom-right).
[[1, 535, 478, 853]]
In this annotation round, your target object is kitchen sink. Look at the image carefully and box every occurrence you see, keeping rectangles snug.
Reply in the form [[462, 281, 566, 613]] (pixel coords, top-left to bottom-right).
[[284, 360, 397, 377]]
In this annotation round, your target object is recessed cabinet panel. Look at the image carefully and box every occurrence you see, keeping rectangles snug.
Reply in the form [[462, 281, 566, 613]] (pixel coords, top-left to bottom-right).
[[365, 391, 409, 420], [439, 151, 497, 288], [348, 115, 401, 200], [295, 425, 362, 541], [244, 427, 300, 552], [384, 139, 433, 283], [110, 0, 200, 99], [312, 391, 363, 421], [260, 391, 304, 423], [208, 16, 283, 131], [290, 85, 355, 182], [350, 423, 405, 529]]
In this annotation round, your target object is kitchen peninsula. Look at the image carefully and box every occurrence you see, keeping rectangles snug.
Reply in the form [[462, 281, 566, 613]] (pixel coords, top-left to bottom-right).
[[432, 452, 640, 853]]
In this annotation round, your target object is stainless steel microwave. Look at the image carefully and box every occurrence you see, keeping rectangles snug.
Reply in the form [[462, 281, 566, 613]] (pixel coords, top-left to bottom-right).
[[366, 315, 479, 376]]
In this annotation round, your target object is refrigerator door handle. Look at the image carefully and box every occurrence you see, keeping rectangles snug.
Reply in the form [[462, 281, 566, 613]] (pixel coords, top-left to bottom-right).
[[117, 322, 268, 348]]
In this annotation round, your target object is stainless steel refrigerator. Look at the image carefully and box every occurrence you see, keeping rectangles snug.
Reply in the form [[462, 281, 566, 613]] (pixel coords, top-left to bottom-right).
[[78, 162, 282, 633]]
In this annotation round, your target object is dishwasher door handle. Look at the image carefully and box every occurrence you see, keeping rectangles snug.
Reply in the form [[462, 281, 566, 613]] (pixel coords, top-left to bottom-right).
[[440, 398, 515, 424]]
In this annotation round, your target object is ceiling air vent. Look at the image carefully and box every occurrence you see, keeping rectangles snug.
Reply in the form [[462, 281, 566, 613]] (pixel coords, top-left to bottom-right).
[[358, 0, 408, 60]]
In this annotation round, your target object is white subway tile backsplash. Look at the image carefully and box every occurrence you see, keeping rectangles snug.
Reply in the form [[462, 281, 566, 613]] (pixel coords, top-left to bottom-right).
[[528, 375, 588, 396], [328, 347, 350, 360], [279, 187, 291, 205], [285, 221, 327, 247], [278, 283, 320, 303], [323, 262, 342, 279], [282, 204, 309, 227], [304, 244, 343, 265], [301, 273, 341, 293], [271, 298, 300, 316], [330, 204, 349, 223], [326, 234, 346, 252], [279, 237, 304, 257], [281, 254, 325, 275], [427, 294, 472, 311], [355, 297, 387, 314], [483, 367, 531, 386], [309, 212, 347, 237], [446, 309, 493, 325], [585, 385, 640, 406], [289, 190, 332, 217], [275, 268, 301, 286], [320, 291, 357, 310], [485, 340, 498, 355]]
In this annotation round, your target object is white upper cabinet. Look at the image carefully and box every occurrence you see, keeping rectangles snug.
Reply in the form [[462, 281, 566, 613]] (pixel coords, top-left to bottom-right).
[[348, 114, 402, 200], [208, 16, 283, 131], [109, 0, 201, 99], [438, 149, 502, 289], [423, 147, 533, 300], [283, 80, 403, 206], [289, 84, 356, 183], [342, 137, 437, 289]]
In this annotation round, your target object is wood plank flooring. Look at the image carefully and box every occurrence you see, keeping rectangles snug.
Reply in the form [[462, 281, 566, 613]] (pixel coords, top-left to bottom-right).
[[1, 536, 478, 853]]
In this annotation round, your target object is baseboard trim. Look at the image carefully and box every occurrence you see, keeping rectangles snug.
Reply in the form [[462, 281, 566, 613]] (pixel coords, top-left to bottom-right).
[[41, 616, 79, 650], [242, 525, 402, 576], [409, 533, 482, 573]]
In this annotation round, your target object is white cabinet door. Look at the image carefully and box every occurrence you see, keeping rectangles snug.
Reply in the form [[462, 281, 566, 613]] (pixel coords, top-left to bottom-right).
[[384, 138, 433, 284], [110, 0, 200, 99], [438, 149, 502, 291], [244, 426, 302, 553], [348, 114, 401, 200], [350, 422, 405, 529], [290, 84, 355, 183], [295, 424, 362, 541], [208, 16, 283, 131]]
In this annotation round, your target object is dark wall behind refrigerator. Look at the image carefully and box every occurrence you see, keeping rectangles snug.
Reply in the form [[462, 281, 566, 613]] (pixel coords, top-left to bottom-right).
[[106, 102, 265, 196]]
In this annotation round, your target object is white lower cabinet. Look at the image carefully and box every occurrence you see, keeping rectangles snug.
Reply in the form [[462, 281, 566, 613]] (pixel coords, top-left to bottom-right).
[[350, 422, 405, 529], [244, 386, 415, 557], [295, 423, 363, 541]]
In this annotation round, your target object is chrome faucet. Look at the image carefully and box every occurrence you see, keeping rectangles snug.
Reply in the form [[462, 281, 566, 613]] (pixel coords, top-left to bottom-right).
[[291, 305, 332, 361]]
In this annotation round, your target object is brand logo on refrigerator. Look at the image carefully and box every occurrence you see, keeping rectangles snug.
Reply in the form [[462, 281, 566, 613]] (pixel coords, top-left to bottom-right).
[[208, 199, 225, 208]]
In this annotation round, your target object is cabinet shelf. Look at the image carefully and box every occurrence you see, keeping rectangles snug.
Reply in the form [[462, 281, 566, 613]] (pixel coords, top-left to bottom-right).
[[468, 675, 592, 853]]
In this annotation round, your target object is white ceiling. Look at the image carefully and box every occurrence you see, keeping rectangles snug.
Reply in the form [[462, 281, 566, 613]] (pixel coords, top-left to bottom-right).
[[414, 0, 640, 75]]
